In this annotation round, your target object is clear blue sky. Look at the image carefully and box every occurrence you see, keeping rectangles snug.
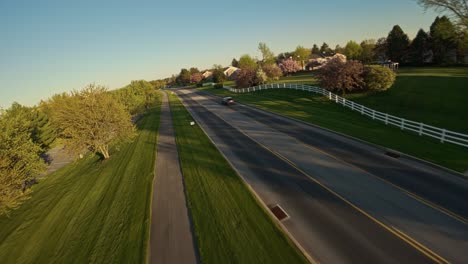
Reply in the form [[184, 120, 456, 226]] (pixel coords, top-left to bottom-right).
[[0, 0, 437, 108]]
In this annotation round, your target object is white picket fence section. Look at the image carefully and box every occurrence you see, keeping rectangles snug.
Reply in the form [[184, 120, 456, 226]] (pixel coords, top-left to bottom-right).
[[228, 83, 468, 148]]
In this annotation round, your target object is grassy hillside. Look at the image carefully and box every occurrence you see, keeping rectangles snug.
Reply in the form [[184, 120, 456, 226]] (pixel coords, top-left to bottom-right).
[[346, 67, 468, 133], [215, 67, 467, 133], [0, 106, 161, 263], [167, 92, 307, 263]]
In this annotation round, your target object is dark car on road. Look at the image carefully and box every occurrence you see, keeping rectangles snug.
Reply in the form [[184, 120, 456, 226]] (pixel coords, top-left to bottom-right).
[[221, 97, 235, 105]]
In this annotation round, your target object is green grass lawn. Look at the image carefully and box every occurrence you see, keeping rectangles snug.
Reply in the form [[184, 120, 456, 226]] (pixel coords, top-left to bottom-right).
[[273, 71, 318, 86], [0, 106, 161, 263], [167, 92, 307, 264], [345, 67, 468, 133], [197, 87, 468, 172]]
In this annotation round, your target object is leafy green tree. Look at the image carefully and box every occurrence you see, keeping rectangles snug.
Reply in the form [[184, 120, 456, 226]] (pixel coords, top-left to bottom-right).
[[49, 84, 135, 160], [374, 37, 388, 61], [344, 41, 363, 60], [112, 80, 158, 113], [457, 30, 468, 62], [311, 44, 320, 54], [212, 64, 226, 84], [177, 68, 191, 86], [416, 0, 468, 29], [430, 16, 458, 64], [258, 42, 276, 65], [363, 66, 396, 91], [5, 103, 56, 149], [294, 45, 311, 69], [30, 108, 56, 149], [189, 67, 200, 74], [409, 29, 431, 64], [0, 104, 46, 215], [360, 40, 376, 63], [238, 54, 258, 71], [150, 79, 167, 89], [386, 25, 410, 62]]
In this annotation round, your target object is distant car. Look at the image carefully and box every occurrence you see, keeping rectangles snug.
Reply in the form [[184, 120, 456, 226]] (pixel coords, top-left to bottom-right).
[[221, 97, 235, 105]]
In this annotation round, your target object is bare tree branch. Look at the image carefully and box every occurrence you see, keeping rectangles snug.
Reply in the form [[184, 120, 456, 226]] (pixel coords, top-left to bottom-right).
[[416, 0, 468, 29]]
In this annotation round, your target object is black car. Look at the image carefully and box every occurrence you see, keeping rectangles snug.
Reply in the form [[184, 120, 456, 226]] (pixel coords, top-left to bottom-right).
[[221, 97, 235, 105]]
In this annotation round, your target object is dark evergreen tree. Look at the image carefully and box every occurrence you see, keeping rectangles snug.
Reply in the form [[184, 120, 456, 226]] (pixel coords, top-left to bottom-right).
[[320, 42, 331, 54], [386, 25, 410, 62], [231, 58, 239, 67], [409, 29, 431, 65], [311, 44, 320, 54], [430, 16, 458, 64]]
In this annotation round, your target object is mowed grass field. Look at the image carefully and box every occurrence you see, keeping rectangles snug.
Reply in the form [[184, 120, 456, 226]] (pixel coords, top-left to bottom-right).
[[199, 76, 468, 172], [0, 106, 161, 263], [346, 67, 468, 133], [167, 92, 307, 263]]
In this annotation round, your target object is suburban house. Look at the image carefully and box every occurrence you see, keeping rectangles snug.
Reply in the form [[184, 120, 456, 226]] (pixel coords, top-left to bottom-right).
[[223, 66, 240, 80], [306, 53, 347, 70], [202, 70, 213, 80]]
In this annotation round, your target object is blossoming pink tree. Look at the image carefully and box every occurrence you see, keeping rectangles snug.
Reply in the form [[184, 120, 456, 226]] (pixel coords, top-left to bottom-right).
[[279, 59, 301, 76]]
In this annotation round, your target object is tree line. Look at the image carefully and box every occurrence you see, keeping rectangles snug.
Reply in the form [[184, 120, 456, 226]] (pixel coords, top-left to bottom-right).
[[0, 79, 164, 215], [170, 15, 466, 91]]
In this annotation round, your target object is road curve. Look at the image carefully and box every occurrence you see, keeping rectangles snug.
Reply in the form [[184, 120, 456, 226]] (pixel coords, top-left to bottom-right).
[[176, 89, 435, 263]]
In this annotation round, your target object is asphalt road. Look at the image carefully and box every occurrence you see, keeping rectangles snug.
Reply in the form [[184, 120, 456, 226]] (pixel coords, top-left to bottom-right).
[[176, 88, 468, 263], [148, 92, 198, 264], [199, 90, 468, 222]]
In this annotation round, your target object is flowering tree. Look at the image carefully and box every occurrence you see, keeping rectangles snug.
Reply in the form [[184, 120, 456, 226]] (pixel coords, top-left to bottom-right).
[[236, 69, 256, 88], [279, 59, 301, 76], [318, 58, 365, 95], [190, 72, 204, 84], [262, 64, 283, 80], [255, 68, 268, 84]]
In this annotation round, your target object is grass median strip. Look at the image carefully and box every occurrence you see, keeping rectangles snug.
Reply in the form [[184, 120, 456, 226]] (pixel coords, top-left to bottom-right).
[[198, 87, 468, 172], [0, 105, 161, 263], [167, 91, 307, 263]]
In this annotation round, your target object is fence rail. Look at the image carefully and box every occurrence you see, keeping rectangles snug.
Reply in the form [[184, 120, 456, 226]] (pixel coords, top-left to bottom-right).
[[228, 83, 468, 148]]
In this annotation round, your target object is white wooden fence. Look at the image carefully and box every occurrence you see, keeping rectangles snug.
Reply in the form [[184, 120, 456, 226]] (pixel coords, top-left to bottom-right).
[[228, 83, 468, 148]]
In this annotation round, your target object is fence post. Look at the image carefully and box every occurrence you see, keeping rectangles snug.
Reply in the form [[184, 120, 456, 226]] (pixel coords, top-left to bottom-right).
[[360, 106, 364, 115], [385, 114, 389, 124], [335, 95, 338, 103], [440, 129, 446, 143], [342, 98, 346, 106], [328, 92, 332, 100], [372, 110, 375, 119], [351, 102, 354, 110], [418, 123, 423, 136]]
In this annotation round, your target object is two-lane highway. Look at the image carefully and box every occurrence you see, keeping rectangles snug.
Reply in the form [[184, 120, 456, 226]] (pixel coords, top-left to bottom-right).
[[176, 88, 468, 263]]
